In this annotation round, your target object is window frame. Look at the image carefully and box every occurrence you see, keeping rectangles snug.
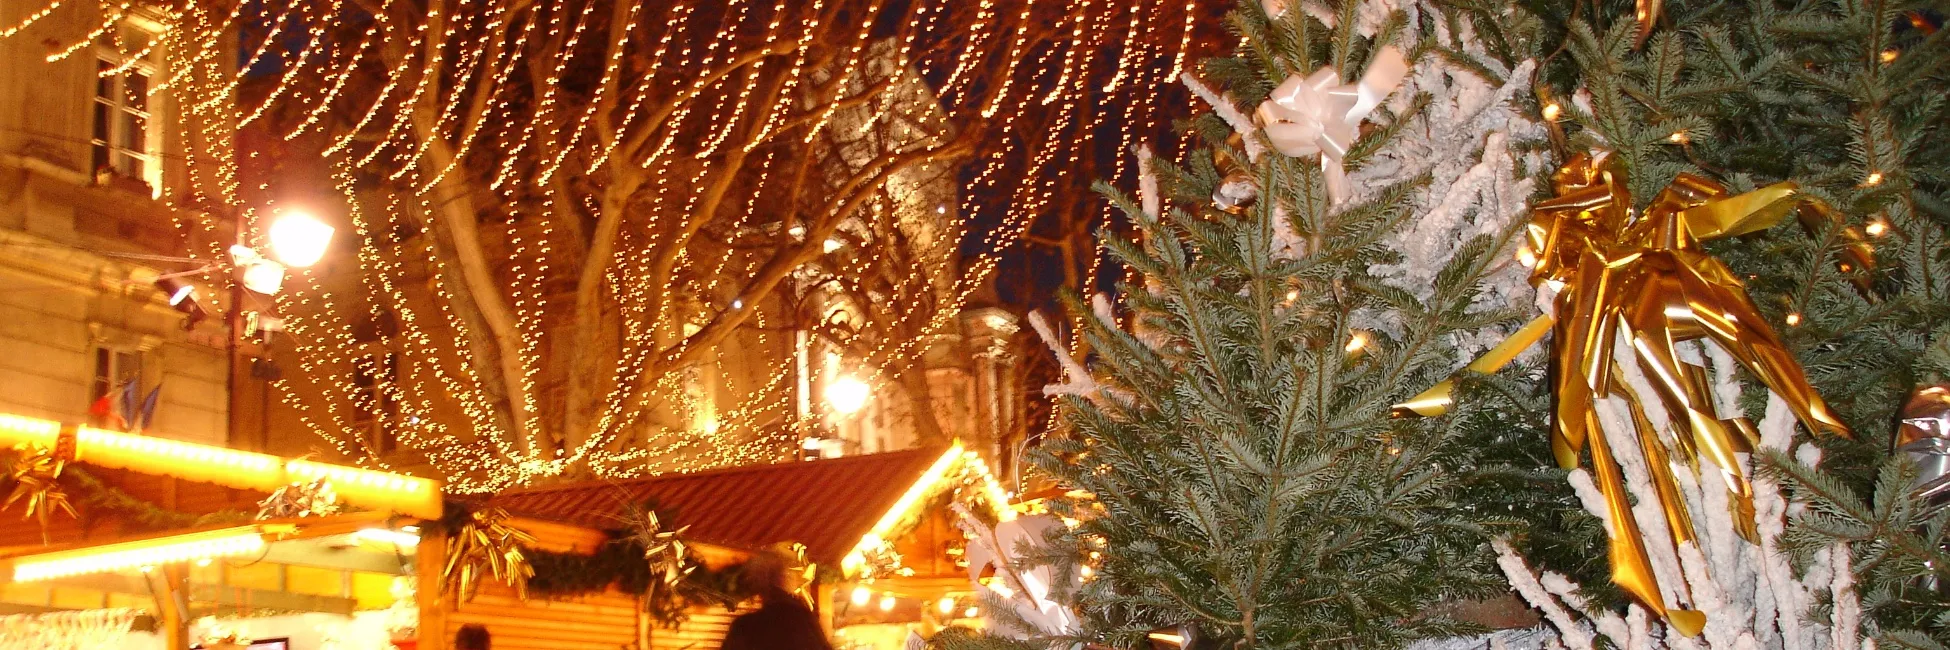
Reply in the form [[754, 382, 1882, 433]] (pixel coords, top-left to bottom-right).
[[90, 44, 161, 195]]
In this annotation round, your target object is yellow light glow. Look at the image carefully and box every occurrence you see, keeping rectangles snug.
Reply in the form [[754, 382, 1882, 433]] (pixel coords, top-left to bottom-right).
[[0, 414, 442, 519], [1865, 172, 1885, 186], [937, 596, 956, 614], [851, 586, 872, 606], [1668, 131, 1690, 144], [1866, 220, 1888, 237], [9, 525, 292, 582], [824, 375, 872, 415], [1541, 103, 1562, 121], [0, 413, 60, 446], [1516, 244, 1538, 268], [1148, 632, 1187, 646], [1785, 313, 1803, 326], [1345, 331, 1370, 353], [267, 210, 336, 268], [878, 594, 896, 611], [842, 442, 1013, 576], [963, 606, 980, 618]]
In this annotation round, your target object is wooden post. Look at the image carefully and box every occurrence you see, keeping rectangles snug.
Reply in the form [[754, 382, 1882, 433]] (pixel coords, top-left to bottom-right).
[[816, 575, 835, 637], [636, 595, 652, 650], [157, 565, 190, 650], [417, 529, 448, 650]]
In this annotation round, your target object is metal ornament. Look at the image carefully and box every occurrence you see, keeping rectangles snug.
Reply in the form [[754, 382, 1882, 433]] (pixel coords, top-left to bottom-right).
[[1395, 150, 1869, 636], [1898, 385, 1950, 509], [1212, 137, 1258, 213], [255, 478, 342, 520]]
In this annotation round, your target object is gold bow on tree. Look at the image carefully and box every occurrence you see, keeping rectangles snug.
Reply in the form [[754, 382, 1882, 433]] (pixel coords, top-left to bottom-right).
[[1395, 150, 1870, 636], [5, 443, 79, 542], [444, 508, 537, 601], [771, 541, 820, 607]]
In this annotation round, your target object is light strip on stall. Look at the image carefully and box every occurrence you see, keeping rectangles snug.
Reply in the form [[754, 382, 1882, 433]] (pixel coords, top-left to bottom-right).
[[840, 441, 1017, 576], [8, 524, 296, 582], [0, 413, 443, 519]]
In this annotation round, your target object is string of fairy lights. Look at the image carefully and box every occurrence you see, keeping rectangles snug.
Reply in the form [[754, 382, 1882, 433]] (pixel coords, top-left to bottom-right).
[[10, 0, 1221, 491]]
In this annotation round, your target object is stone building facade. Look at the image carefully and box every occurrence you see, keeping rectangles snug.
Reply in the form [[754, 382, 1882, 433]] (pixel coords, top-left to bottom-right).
[[0, 6, 232, 445]]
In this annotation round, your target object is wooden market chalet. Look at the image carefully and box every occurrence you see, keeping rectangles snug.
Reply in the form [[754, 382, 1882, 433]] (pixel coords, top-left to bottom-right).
[[0, 411, 1016, 650]]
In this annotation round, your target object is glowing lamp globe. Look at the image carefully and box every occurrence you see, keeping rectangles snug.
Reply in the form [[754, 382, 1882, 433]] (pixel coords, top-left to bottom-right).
[[824, 375, 871, 415], [268, 211, 335, 268]]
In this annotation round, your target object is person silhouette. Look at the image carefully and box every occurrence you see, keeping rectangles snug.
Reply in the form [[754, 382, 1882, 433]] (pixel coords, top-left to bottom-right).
[[719, 550, 833, 650]]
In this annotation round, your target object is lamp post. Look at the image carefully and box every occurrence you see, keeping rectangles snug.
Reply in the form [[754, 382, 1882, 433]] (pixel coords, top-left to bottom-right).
[[225, 208, 332, 450]]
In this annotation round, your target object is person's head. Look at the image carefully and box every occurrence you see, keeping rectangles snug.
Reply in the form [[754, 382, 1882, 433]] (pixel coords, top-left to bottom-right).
[[740, 549, 791, 595], [455, 624, 490, 650]]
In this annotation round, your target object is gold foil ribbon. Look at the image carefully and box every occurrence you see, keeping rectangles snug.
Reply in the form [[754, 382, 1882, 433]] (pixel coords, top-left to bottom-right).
[[4, 443, 79, 542], [444, 507, 538, 601], [1394, 151, 1865, 635]]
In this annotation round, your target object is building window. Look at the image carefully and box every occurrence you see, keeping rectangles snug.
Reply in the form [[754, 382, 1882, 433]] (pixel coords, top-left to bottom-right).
[[89, 348, 144, 427], [91, 57, 154, 189], [91, 348, 143, 403], [351, 353, 400, 454]]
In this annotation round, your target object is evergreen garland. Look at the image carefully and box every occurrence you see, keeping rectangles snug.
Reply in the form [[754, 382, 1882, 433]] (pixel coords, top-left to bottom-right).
[[0, 449, 251, 533]]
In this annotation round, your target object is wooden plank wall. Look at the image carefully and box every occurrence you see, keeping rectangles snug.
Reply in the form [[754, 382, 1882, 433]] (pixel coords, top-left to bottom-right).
[[651, 610, 738, 650], [443, 580, 640, 650]]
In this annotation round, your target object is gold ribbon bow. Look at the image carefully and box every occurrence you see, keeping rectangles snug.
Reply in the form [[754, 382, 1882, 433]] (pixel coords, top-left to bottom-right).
[[1395, 150, 1868, 636], [5, 443, 80, 542], [444, 507, 537, 601]]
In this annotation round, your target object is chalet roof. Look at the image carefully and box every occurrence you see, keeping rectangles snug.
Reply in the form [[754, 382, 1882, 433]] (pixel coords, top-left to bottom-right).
[[488, 449, 947, 565]]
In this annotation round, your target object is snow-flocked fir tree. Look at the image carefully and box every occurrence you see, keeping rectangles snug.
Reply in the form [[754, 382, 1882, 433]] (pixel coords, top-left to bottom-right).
[[1491, 0, 1950, 647], [934, 0, 1566, 647]]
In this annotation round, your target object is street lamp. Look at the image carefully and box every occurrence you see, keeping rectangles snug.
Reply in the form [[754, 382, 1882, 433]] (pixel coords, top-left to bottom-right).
[[824, 375, 870, 415], [266, 210, 334, 268]]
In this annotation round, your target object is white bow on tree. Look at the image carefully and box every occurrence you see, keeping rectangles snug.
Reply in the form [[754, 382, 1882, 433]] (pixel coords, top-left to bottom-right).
[[1255, 46, 1409, 204]]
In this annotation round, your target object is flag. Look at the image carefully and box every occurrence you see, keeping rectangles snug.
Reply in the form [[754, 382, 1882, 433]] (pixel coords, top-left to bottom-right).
[[116, 380, 139, 430], [88, 391, 113, 425], [136, 384, 162, 432]]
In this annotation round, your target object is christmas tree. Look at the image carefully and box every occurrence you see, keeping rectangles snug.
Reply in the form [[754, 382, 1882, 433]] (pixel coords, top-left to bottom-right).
[[946, 0, 1561, 646], [1486, 0, 1950, 646]]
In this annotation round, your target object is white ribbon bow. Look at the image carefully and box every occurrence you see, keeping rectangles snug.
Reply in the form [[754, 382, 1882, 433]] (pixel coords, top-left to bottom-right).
[[1254, 46, 1409, 204]]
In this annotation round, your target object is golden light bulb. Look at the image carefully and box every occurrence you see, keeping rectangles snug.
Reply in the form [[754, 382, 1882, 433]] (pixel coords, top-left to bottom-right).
[[964, 606, 980, 618], [825, 375, 871, 415], [1668, 131, 1690, 144], [1345, 331, 1370, 354], [1516, 245, 1538, 268], [1541, 103, 1562, 121], [1865, 172, 1885, 186], [1865, 220, 1888, 237], [879, 594, 896, 611], [267, 210, 335, 268], [938, 596, 956, 615], [1881, 49, 1899, 63], [1785, 313, 1803, 326], [851, 586, 871, 606]]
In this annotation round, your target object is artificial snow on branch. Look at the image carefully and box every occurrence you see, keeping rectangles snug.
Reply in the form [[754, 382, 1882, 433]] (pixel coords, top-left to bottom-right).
[[1499, 362, 1869, 650]]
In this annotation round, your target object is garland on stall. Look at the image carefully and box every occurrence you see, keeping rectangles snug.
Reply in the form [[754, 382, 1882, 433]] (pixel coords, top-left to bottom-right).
[[0, 449, 250, 536], [433, 502, 800, 626]]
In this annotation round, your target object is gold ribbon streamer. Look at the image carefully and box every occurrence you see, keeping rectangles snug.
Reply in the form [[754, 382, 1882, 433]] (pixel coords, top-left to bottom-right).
[[1394, 150, 1864, 636], [444, 507, 537, 601], [5, 443, 79, 543]]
